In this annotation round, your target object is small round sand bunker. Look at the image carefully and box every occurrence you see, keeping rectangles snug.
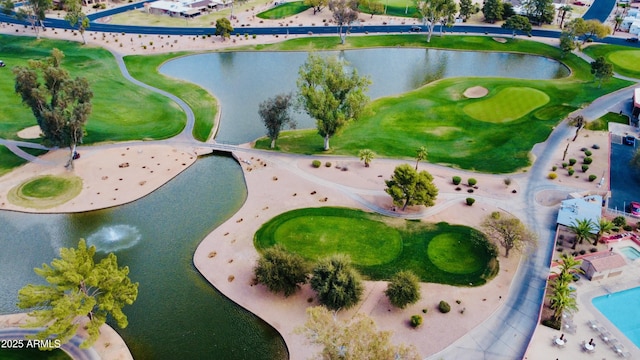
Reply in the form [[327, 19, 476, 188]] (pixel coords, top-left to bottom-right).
[[17, 126, 42, 139], [463, 86, 489, 99]]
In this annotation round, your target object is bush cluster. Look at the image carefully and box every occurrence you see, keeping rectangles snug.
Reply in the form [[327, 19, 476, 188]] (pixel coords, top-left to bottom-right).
[[466, 198, 475, 206], [568, 169, 575, 176], [452, 176, 461, 185], [548, 173, 557, 179], [584, 150, 592, 156], [468, 178, 477, 187], [312, 160, 321, 168], [569, 158, 577, 166], [325, 162, 332, 168], [410, 315, 423, 328], [583, 157, 593, 164], [588, 174, 597, 182], [613, 216, 626, 227], [582, 165, 589, 172], [438, 300, 451, 313]]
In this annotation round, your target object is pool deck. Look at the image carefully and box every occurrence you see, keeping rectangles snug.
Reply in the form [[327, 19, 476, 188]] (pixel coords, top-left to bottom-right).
[[524, 240, 640, 360]]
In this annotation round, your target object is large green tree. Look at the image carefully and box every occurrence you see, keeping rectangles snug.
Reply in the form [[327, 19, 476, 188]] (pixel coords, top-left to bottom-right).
[[458, 0, 478, 20], [65, 0, 90, 45], [258, 93, 295, 149], [385, 164, 438, 211], [567, 18, 611, 43], [1, 0, 14, 15], [21, 0, 52, 39], [254, 245, 309, 297], [415, 0, 457, 42], [297, 306, 420, 360], [310, 254, 363, 310], [522, 0, 554, 25], [13, 48, 93, 169], [482, 211, 536, 258], [502, 15, 532, 37], [558, 4, 572, 29], [297, 54, 370, 151], [329, 0, 359, 44], [482, 0, 503, 23], [17, 239, 138, 348], [547, 273, 578, 322], [590, 56, 613, 88], [305, 0, 329, 14], [215, 17, 233, 40], [596, 218, 613, 246], [385, 270, 421, 309], [568, 218, 597, 249], [559, 31, 577, 57]]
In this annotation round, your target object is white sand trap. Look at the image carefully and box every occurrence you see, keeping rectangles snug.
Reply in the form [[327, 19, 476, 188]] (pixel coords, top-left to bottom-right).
[[17, 126, 42, 139], [463, 86, 489, 98], [492, 37, 508, 43]]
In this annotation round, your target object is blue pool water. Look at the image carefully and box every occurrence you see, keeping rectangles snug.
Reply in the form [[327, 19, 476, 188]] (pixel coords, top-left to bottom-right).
[[620, 246, 640, 261], [593, 287, 640, 348]]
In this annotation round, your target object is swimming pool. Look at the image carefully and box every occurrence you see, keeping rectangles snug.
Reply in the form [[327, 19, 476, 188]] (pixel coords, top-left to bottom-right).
[[593, 287, 640, 348], [620, 246, 640, 261]]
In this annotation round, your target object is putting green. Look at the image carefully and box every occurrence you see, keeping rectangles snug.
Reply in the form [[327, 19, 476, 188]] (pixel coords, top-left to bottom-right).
[[607, 50, 640, 74], [463, 87, 550, 123], [8, 175, 82, 209], [427, 233, 486, 274], [272, 215, 402, 266]]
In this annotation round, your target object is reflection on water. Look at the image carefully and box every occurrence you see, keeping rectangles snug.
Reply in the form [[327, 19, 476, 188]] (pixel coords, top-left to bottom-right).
[[160, 48, 569, 144]]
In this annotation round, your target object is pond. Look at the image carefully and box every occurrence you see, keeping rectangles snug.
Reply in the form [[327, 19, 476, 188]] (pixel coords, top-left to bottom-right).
[[0, 47, 568, 360], [160, 48, 569, 143]]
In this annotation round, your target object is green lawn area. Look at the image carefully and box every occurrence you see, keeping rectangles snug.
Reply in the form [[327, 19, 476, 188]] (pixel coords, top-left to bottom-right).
[[583, 45, 640, 79], [0, 35, 185, 144], [586, 112, 630, 131], [359, 0, 418, 18], [0, 147, 47, 177], [257, 1, 311, 19], [252, 35, 633, 173], [123, 53, 218, 141], [254, 207, 499, 286], [463, 87, 549, 123], [8, 174, 83, 209]]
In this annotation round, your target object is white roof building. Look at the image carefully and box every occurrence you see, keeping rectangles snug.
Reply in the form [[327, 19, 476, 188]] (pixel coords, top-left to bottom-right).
[[556, 195, 603, 234]]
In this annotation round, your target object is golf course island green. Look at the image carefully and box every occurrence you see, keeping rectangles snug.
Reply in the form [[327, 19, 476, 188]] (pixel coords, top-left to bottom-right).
[[8, 175, 83, 209], [254, 207, 499, 286]]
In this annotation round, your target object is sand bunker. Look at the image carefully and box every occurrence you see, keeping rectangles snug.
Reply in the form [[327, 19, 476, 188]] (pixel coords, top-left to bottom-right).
[[17, 126, 42, 139], [463, 86, 489, 99], [492, 37, 508, 43]]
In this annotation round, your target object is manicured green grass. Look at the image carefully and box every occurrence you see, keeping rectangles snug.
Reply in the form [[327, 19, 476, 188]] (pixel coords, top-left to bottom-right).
[[0, 147, 47, 177], [123, 53, 218, 141], [0, 35, 185, 144], [463, 87, 549, 123], [8, 175, 82, 209], [583, 44, 640, 79], [257, 1, 311, 19], [254, 207, 499, 286], [253, 35, 632, 173], [586, 112, 630, 131], [359, 0, 419, 18]]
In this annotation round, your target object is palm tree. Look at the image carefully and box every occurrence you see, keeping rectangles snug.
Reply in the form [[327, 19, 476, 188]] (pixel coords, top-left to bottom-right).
[[548, 280, 578, 321], [569, 218, 597, 250], [555, 253, 583, 277], [596, 218, 614, 246], [415, 146, 428, 170], [358, 149, 375, 167], [558, 5, 572, 29]]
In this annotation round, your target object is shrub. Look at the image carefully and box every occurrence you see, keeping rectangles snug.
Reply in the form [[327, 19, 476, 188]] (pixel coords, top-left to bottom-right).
[[438, 300, 451, 313], [612, 227, 620, 232], [452, 176, 461, 185], [569, 158, 577, 166], [582, 165, 589, 172], [542, 318, 561, 330], [468, 178, 477, 186], [552, 166, 557, 171], [385, 271, 421, 309], [325, 162, 331, 168], [466, 197, 475, 206], [410, 315, 423, 328], [590, 247, 598, 253], [548, 173, 557, 179], [422, 308, 428, 314], [311, 160, 321, 168], [579, 249, 586, 255], [561, 162, 568, 168], [568, 169, 575, 176], [467, 189, 474, 193], [623, 224, 633, 231], [581, 147, 587, 152], [455, 187, 461, 191], [588, 174, 597, 182], [592, 144, 600, 149], [583, 157, 593, 164], [585, 150, 592, 156], [504, 178, 512, 186], [613, 216, 626, 227]]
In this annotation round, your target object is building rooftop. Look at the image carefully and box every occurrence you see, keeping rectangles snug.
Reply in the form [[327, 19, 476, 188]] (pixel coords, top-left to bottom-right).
[[556, 195, 602, 234], [581, 251, 627, 272]]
